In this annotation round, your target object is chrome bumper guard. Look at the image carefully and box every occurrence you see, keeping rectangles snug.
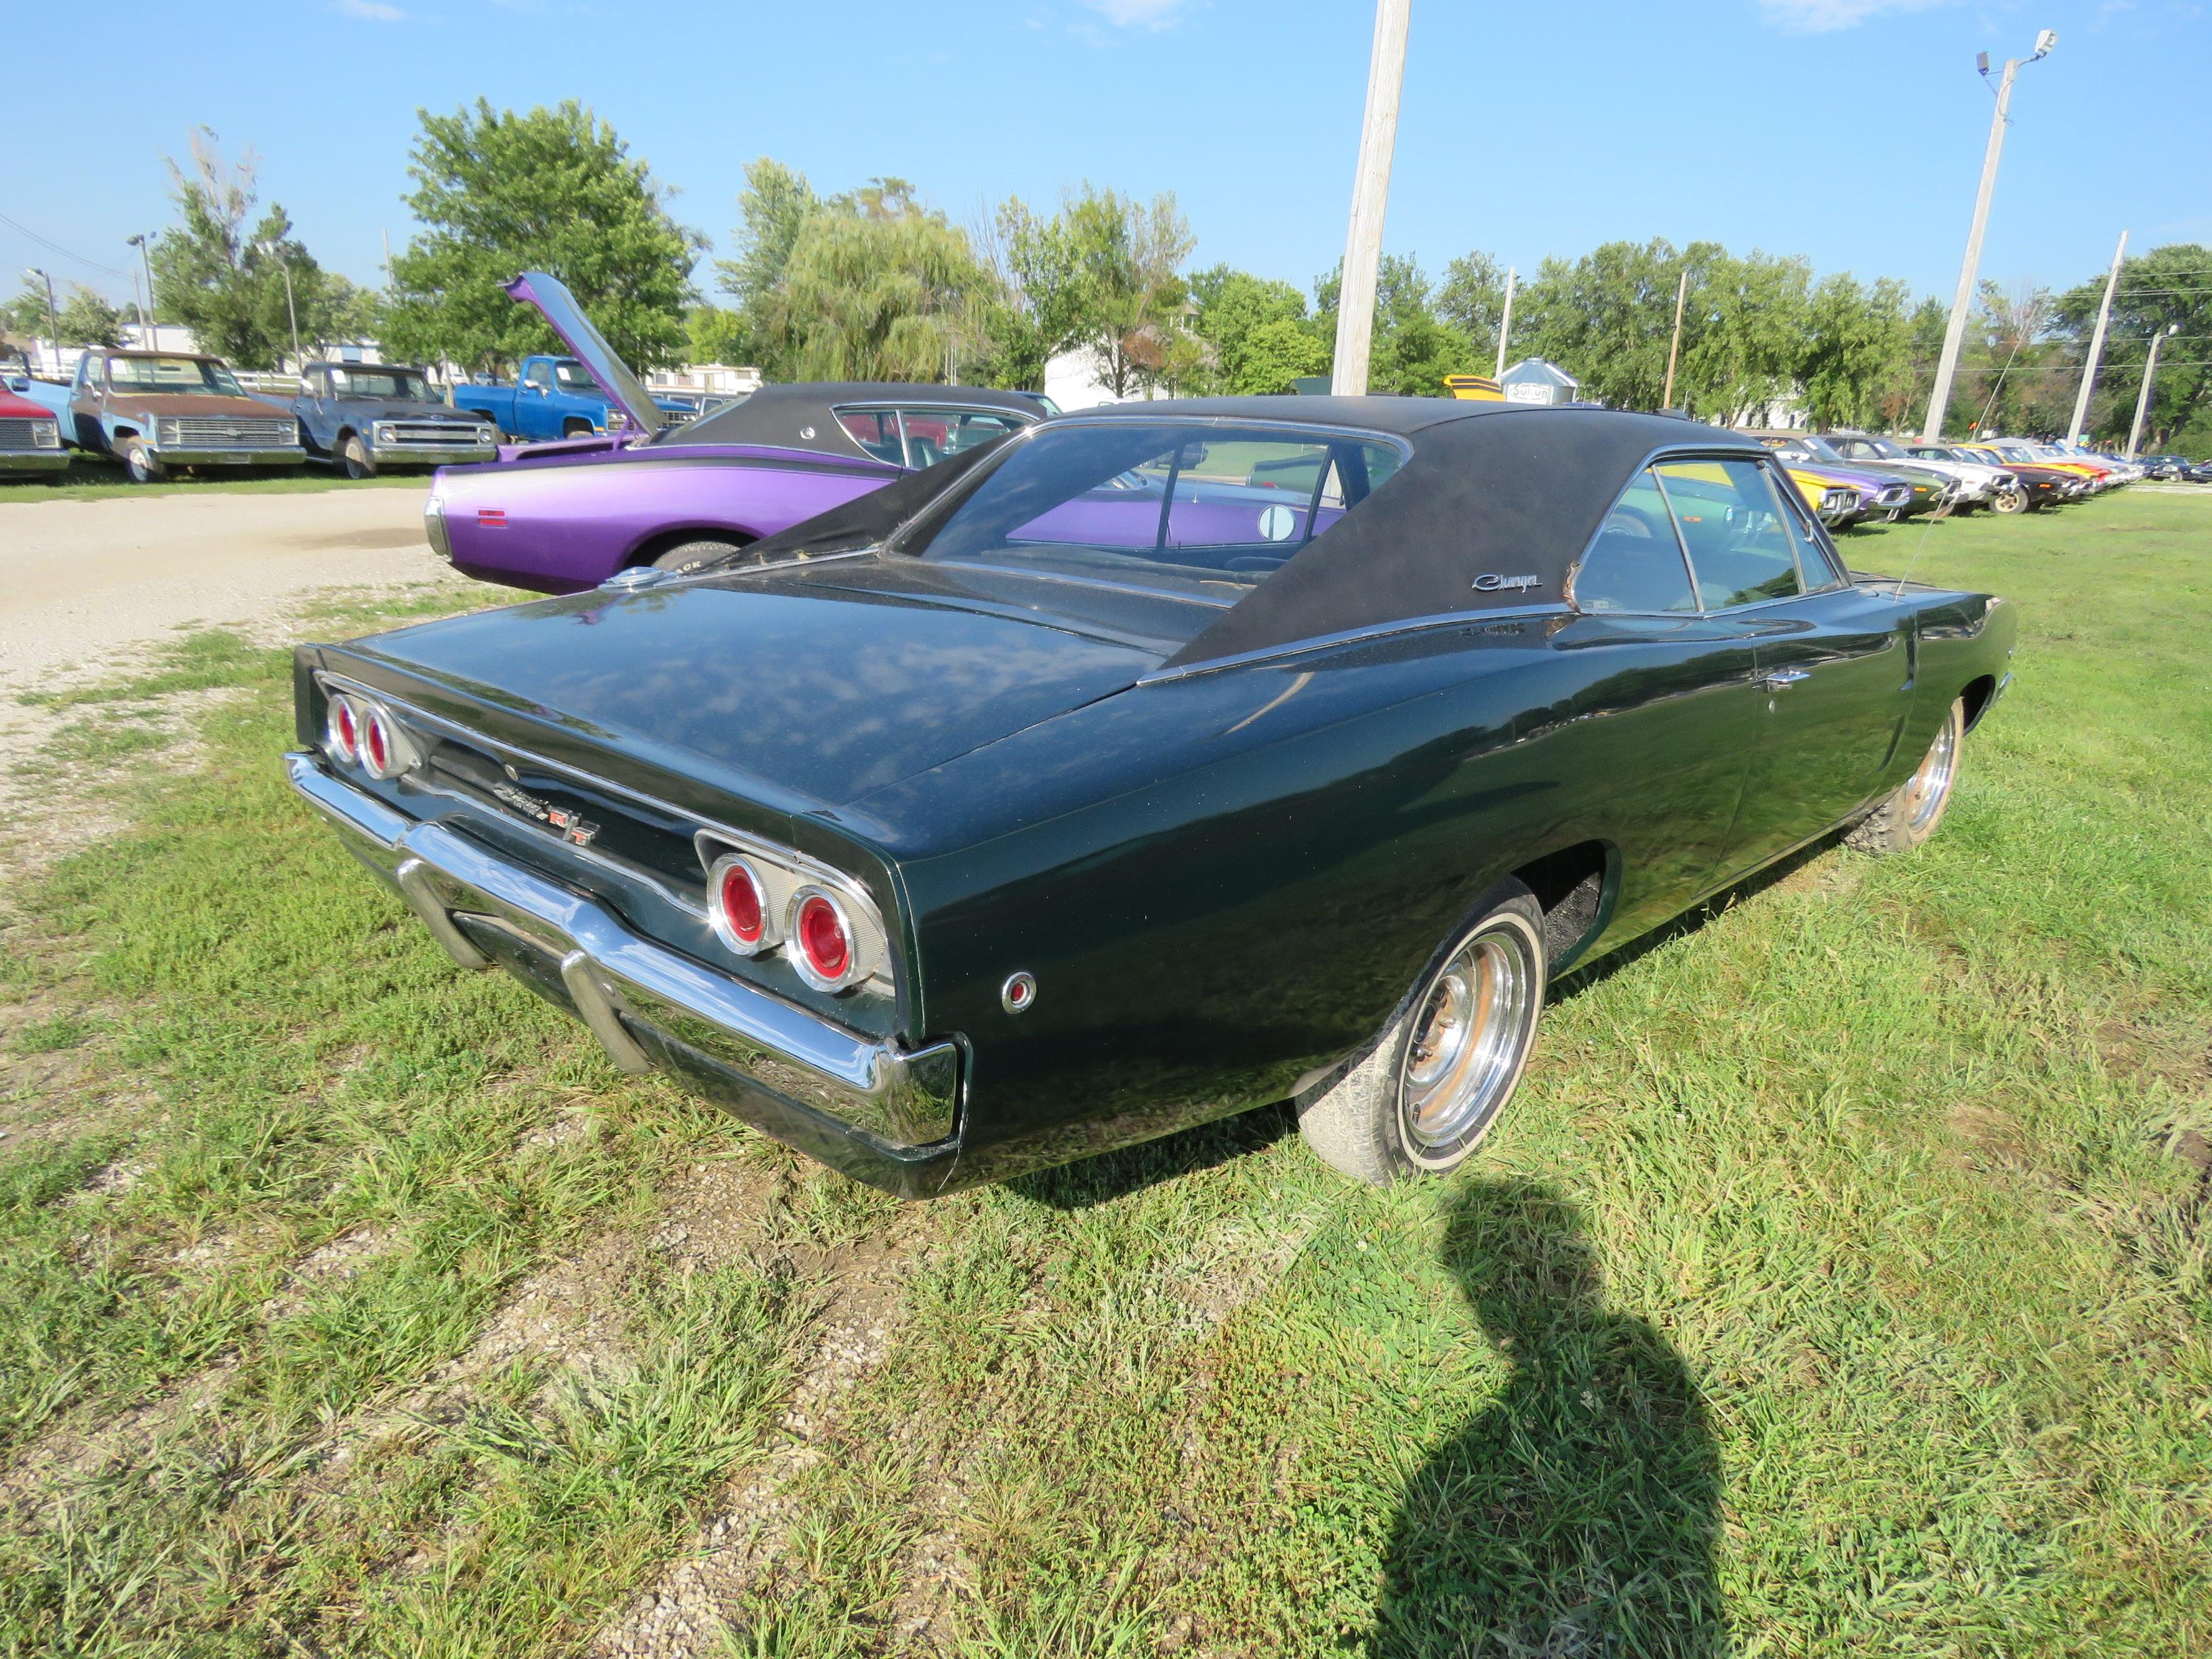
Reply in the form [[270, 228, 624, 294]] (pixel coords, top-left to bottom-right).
[[152, 446, 308, 466], [285, 753, 958, 1149], [370, 443, 498, 466]]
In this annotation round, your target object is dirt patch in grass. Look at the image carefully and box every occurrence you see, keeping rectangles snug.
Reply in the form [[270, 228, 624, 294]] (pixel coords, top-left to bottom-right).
[[586, 1204, 924, 1659]]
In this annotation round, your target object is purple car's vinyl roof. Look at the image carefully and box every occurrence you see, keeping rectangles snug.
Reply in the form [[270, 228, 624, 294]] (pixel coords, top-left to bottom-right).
[[672, 382, 1046, 466]]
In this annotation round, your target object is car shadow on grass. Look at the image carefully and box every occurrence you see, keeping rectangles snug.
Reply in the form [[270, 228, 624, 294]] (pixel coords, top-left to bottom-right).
[[1368, 1178, 1725, 1657]]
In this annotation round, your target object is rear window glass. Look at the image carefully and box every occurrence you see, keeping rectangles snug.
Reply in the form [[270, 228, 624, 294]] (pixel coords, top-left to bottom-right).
[[914, 420, 1406, 589]]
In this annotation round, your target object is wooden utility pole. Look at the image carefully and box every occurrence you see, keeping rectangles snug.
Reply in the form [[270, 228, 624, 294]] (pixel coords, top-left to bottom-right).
[[2066, 228, 2127, 445], [1925, 34, 2055, 442], [1330, 0, 1412, 396], [1662, 268, 1689, 410], [2127, 325, 2177, 459], [1494, 266, 1516, 380]]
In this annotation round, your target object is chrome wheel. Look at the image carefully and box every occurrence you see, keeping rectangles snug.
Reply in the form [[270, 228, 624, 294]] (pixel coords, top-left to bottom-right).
[[1397, 916, 1541, 1166], [1898, 710, 1959, 834]]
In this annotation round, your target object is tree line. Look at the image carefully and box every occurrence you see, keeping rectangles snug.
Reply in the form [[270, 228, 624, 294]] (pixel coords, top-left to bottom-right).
[[7, 101, 2206, 452]]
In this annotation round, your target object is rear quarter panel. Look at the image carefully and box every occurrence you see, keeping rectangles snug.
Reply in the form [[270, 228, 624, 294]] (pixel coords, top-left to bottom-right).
[[841, 616, 1774, 1186], [438, 452, 899, 593]]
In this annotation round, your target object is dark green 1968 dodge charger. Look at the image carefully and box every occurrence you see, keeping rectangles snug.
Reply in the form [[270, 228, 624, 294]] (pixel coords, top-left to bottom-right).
[[287, 398, 2015, 1195]]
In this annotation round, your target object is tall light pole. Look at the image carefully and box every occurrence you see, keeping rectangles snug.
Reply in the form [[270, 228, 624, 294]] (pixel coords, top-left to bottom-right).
[[126, 234, 157, 344], [1330, 0, 1412, 396], [255, 241, 303, 369], [2066, 228, 2127, 446], [1662, 267, 1689, 411], [2126, 323, 2179, 460], [1494, 265, 1516, 380], [24, 268, 60, 375], [1922, 30, 2057, 444]]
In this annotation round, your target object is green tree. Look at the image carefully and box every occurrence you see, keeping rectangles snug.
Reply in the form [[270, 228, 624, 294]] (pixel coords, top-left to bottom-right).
[[2052, 243, 2212, 451], [763, 180, 993, 382], [1796, 273, 1911, 430], [1190, 265, 1326, 394], [1435, 250, 1509, 368], [713, 158, 819, 375], [685, 304, 750, 367], [1313, 253, 1483, 395], [384, 100, 702, 376], [146, 129, 369, 367], [56, 284, 130, 348], [974, 196, 1092, 391], [1955, 281, 2061, 438], [1062, 186, 1195, 397]]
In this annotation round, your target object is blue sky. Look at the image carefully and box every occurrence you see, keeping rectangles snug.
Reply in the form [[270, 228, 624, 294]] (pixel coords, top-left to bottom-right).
[[7, 0, 2207, 315]]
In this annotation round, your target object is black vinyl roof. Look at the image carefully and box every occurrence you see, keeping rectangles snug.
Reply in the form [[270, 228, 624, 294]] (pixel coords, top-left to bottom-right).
[[672, 382, 1045, 462], [1153, 403, 1765, 670], [744, 398, 1771, 671]]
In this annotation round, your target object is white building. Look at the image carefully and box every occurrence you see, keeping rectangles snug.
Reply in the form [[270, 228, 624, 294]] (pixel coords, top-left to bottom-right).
[[1043, 346, 1179, 413]]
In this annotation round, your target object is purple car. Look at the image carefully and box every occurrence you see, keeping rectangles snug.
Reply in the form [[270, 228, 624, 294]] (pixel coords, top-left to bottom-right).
[[424, 272, 1046, 594]]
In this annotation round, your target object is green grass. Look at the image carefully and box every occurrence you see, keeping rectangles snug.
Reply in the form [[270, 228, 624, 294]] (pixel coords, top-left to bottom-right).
[[0, 457, 424, 503], [0, 497, 2206, 1656]]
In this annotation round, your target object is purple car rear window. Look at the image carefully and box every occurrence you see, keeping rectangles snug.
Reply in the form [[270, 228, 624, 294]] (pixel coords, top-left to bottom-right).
[[914, 420, 1407, 588]]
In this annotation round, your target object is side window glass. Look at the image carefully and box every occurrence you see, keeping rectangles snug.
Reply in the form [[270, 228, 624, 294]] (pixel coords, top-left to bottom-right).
[[897, 409, 1024, 466], [524, 361, 552, 392], [1757, 462, 1844, 593], [1652, 458, 1804, 609], [834, 409, 903, 464], [1571, 472, 1698, 614]]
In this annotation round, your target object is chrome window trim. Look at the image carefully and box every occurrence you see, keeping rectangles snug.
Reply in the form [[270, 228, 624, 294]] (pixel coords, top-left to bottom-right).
[[1136, 605, 1569, 684]]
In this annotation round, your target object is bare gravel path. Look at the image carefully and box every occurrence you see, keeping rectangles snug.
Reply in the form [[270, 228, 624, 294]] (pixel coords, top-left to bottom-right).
[[0, 485, 456, 774]]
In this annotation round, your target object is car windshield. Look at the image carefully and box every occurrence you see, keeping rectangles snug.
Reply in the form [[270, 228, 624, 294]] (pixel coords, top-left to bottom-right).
[[327, 367, 433, 401], [554, 362, 599, 393], [106, 356, 244, 396], [914, 419, 1408, 594]]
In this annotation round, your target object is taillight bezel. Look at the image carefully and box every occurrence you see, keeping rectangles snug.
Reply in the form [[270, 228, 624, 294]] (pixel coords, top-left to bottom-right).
[[325, 695, 361, 764], [707, 853, 777, 956], [788, 886, 863, 992]]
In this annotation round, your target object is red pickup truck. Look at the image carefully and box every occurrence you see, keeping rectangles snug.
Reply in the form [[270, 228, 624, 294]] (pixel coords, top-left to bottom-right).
[[0, 384, 68, 477]]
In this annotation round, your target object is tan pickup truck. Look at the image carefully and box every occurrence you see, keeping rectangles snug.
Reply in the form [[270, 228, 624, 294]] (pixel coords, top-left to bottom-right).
[[14, 349, 306, 483]]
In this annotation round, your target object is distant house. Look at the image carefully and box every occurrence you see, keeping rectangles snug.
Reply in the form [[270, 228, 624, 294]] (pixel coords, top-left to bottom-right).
[[1498, 358, 1581, 407]]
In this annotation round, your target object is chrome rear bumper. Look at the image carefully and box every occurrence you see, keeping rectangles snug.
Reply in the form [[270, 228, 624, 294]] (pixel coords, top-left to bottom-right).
[[285, 754, 960, 1168]]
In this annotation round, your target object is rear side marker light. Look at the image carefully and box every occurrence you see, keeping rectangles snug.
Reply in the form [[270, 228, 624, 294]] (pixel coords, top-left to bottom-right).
[[790, 888, 857, 992], [708, 855, 774, 956], [478, 508, 508, 528]]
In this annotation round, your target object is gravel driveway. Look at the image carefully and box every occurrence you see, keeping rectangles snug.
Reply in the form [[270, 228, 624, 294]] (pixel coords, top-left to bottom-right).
[[0, 484, 464, 775]]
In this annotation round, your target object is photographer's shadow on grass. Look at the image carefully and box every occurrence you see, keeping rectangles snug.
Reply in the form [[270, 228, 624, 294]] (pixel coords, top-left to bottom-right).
[[1370, 1181, 1726, 1658]]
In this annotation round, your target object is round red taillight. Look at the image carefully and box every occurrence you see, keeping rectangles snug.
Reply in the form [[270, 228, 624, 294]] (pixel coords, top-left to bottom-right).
[[363, 710, 392, 775], [327, 696, 359, 764], [794, 892, 853, 987], [711, 857, 769, 954]]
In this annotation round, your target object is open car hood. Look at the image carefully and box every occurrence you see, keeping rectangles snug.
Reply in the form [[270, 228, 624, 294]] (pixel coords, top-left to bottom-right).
[[504, 270, 667, 439]]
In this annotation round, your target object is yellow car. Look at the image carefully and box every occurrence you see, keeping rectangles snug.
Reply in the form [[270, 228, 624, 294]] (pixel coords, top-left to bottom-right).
[[1441, 374, 1504, 402]]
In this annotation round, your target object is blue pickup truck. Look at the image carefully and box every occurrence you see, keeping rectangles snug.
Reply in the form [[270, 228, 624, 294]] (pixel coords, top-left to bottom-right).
[[451, 354, 694, 443], [270, 362, 499, 477]]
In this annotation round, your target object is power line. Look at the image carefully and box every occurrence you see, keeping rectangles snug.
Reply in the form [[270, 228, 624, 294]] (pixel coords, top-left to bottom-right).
[[0, 212, 135, 281]]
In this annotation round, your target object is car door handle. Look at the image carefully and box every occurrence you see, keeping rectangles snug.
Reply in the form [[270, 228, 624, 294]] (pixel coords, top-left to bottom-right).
[[1757, 668, 1812, 691]]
